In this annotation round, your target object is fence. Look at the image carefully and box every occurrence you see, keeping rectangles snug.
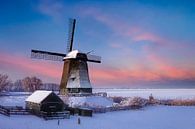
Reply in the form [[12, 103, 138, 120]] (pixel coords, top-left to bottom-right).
[[0, 105, 30, 116], [0, 105, 10, 116], [41, 111, 70, 120], [91, 104, 143, 113], [0, 105, 70, 120]]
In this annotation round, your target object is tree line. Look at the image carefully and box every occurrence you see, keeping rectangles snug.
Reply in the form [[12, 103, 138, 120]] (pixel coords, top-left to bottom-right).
[[0, 73, 59, 92]]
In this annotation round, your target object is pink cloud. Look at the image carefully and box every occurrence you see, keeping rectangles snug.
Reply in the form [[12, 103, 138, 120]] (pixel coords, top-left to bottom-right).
[[80, 7, 167, 46], [90, 64, 195, 86], [1, 52, 194, 87], [132, 32, 164, 43], [147, 54, 195, 80], [0, 52, 62, 82]]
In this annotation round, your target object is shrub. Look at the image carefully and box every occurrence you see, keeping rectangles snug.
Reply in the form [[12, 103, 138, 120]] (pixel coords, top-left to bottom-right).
[[111, 96, 125, 103]]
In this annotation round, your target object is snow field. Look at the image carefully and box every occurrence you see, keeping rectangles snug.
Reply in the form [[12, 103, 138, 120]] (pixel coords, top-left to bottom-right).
[[62, 96, 113, 107], [1, 106, 195, 129], [94, 88, 195, 99], [1, 89, 195, 129]]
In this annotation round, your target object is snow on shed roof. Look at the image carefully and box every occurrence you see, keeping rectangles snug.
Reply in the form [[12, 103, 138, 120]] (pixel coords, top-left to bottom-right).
[[25, 90, 53, 103]]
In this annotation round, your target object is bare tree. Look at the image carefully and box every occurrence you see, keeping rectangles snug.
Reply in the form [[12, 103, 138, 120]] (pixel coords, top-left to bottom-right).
[[13, 79, 24, 91], [22, 77, 31, 91], [31, 76, 42, 91], [0, 74, 11, 92], [22, 76, 42, 92]]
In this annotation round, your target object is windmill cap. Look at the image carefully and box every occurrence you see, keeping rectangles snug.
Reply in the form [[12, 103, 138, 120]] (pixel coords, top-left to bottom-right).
[[63, 50, 101, 63], [63, 50, 82, 59]]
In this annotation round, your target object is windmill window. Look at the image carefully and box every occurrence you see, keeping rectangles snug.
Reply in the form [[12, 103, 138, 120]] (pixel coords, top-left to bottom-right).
[[71, 77, 76, 81]]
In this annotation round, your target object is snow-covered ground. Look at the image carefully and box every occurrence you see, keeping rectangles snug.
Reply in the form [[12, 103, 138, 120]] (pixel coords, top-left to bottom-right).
[[1, 88, 195, 107], [0, 95, 27, 107], [1, 106, 195, 129], [1, 89, 195, 129], [94, 88, 195, 99], [64, 96, 113, 107], [0, 95, 113, 108]]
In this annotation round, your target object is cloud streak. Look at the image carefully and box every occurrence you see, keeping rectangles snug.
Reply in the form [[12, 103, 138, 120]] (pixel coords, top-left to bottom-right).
[[80, 7, 165, 45], [79, 7, 195, 86], [0, 52, 62, 82], [36, 0, 68, 22], [0, 52, 194, 87], [90, 64, 195, 87]]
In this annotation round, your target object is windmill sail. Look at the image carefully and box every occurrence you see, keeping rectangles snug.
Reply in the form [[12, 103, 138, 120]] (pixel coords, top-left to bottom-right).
[[66, 18, 76, 53], [30, 18, 101, 95], [87, 54, 101, 63], [31, 49, 66, 61]]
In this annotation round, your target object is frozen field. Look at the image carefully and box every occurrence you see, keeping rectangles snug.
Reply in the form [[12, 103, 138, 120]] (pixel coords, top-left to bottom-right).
[[0, 89, 195, 129], [1, 89, 195, 107], [94, 88, 195, 99], [1, 106, 195, 129], [0, 95, 27, 107]]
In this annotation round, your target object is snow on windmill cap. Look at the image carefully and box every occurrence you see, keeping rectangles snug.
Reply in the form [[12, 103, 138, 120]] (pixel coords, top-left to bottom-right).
[[63, 50, 80, 59], [63, 50, 101, 63]]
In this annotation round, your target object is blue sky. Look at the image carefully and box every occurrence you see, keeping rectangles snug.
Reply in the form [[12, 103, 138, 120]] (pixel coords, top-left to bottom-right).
[[0, 0, 195, 88]]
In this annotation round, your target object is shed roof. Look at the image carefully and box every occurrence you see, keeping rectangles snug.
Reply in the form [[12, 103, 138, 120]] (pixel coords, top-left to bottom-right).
[[25, 90, 53, 103]]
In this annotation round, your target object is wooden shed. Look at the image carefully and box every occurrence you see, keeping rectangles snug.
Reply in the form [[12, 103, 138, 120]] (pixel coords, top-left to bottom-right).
[[78, 108, 93, 117], [25, 90, 65, 115], [66, 107, 93, 117]]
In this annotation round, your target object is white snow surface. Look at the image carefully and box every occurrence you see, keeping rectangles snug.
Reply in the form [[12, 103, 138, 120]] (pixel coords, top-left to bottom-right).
[[61, 96, 113, 107], [1, 89, 195, 129], [1, 89, 195, 108], [94, 88, 195, 99], [63, 50, 101, 62], [25, 90, 52, 103], [0, 95, 27, 107], [1, 106, 195, 129], [64, 50, 79, 59]]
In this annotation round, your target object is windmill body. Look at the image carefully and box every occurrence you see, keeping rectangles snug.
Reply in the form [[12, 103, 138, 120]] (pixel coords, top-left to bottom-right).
[[60, 50, 95, 94], [31, 19, 101, 95]]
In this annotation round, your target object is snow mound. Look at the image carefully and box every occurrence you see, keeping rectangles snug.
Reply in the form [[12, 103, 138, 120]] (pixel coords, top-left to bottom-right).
[[61, 96, 113, 108], [119, 97, 148, 107]]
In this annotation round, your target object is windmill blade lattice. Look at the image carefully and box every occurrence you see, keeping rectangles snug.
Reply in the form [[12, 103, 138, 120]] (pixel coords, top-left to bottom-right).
[[31, 49, 66, 61], [66, 18, 76, 53]]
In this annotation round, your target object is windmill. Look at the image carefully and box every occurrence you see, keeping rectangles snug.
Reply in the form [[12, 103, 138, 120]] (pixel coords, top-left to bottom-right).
[[31, 19, 101, 95]]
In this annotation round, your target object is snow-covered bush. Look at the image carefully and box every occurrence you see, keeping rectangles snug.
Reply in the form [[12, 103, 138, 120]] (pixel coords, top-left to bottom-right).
[[61, 96, 113, 109], [159, 99, 195, 106], [111, 96, 125, 104], [147, 94, 160, 105], [119, 97, 148, 108], [130, 97, 148, 106]]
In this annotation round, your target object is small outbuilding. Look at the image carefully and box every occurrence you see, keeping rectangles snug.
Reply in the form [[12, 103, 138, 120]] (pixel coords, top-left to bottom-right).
[[78, 108, 93, 117], [25, 90, 65, 115]]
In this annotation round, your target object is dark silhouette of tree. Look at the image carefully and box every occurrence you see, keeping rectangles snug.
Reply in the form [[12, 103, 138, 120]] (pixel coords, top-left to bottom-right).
[[13, 79, 24, 91], [0, 74, 11, 92], [22, 76, 43, 92]]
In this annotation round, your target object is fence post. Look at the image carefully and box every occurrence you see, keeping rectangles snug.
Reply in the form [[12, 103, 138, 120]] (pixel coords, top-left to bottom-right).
[[7, 109, 10, 116], [58, 119, 60, 125], [78, 117, 81, 125]]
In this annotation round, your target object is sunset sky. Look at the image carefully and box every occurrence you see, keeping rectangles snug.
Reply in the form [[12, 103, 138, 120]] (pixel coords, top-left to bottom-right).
[[0, 0, 195, 88]]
